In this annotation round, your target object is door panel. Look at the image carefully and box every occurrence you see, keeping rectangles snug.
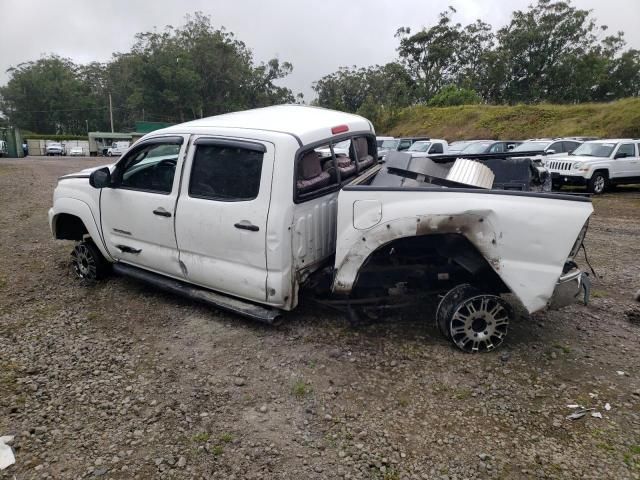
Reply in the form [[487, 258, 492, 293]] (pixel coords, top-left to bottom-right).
[[175, 137, 274, 303], [612, 143, 636, 179], [100, 136, 188, 278]]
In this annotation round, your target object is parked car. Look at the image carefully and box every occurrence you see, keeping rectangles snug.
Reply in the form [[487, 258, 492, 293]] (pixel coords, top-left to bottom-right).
[[460, 140, 522, 154], [545, 139, 640, 194], [376, 136, 394, 147], [106, 141, 130, 157], [0, 140, 7, 157], [45, 142, 65, 156], [69, 146, 84, 156], [448, 140, 476, 154], [49, 105, 592, 353], [511, 138, 582, 156], [378, 137, 430, 160], [405, 139, 448, 155]]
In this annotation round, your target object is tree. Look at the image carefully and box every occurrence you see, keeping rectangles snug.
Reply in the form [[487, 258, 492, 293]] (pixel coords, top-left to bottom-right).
[[427, 85, 481, 107], [0, 13, 296, 133]]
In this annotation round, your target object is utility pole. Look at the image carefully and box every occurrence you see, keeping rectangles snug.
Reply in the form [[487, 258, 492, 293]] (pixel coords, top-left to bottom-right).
[[85, 119, 89, 133], [109, 93, 114, 133]]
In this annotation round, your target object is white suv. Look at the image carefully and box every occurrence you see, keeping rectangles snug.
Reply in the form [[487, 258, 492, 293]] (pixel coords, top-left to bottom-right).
[[545, 140, 640, 194]]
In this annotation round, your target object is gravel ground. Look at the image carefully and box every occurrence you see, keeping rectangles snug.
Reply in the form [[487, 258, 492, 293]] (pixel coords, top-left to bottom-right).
[[1, 156, 640, 480]]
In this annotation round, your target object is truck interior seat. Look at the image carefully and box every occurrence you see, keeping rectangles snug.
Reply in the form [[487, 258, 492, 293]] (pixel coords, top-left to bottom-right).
[[354, 137, 374, 169], [297, 151, 331, 193], [335, 154, 356, 179]]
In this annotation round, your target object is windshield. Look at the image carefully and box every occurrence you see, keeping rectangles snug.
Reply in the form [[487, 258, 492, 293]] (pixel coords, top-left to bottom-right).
[[511, 141, 550, 152], [461, 142, 492, 154], [571, 142, 616, 157], [407, 141, 432, 152], [381, 140, 399, 149]]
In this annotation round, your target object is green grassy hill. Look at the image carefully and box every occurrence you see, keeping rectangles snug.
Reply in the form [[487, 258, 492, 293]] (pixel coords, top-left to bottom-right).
[[383, 98, 640, 140]]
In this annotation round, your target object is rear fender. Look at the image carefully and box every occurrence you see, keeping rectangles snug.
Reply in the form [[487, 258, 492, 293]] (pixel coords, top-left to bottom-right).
[[333, 212, 500, 293]]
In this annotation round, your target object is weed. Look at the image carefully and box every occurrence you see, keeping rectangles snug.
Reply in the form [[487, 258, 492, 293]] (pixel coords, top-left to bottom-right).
[[383, 469, 400, 480], [591, 290, 608, 298], [596, 441, 615, 453], [219, 433, 233, 443], [192, 432, 210, 443], [454, 388, 472, 400], [291, 379, 312, 398], [211, 445, 224, 456]]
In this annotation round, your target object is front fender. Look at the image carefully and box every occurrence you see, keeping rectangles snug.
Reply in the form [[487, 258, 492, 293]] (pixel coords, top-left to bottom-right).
[[50, 197, 113, 261]]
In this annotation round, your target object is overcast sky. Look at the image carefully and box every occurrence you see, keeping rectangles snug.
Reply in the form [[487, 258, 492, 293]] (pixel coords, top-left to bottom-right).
[[1, 0, 639, 100]]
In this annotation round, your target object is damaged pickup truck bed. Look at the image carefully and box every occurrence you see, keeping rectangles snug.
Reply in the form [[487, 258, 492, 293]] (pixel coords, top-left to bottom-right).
[[49, 105, 593, 352]]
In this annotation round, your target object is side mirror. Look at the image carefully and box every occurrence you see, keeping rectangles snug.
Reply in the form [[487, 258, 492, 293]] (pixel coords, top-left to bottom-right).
[[507, 144, 515, 150], [546, 149, 556, 155], [568, 150, 574, 154], [614, 152, 627, 159], [89, 167, 112, 188]]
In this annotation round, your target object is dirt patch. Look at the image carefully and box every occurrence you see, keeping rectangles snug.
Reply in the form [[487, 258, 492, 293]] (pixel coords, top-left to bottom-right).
[[1, 157, 639, 479]]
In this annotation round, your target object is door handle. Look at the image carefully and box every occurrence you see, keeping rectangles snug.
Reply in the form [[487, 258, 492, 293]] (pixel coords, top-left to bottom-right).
[[153, 207, 172, 217], [116, 245, 142, 254], [234, 220, 259, 232]]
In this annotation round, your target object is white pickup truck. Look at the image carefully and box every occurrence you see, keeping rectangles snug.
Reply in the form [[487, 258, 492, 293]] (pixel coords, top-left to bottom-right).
[[49, 106, 593, 353], [545, 139, 640, 194]]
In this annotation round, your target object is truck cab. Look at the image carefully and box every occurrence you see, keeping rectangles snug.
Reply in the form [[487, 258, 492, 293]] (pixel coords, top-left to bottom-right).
[[49, 106, 593, 353]]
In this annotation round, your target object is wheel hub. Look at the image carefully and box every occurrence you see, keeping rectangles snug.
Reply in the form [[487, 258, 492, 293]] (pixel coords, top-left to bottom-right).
[[449, 295, 510, 352]]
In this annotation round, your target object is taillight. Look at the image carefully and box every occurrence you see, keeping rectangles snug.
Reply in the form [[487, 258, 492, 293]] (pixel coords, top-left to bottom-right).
[[331, 125, 349, 135]]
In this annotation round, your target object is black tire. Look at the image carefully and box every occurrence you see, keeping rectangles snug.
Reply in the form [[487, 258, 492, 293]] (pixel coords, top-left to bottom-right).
[[70, 240, 110, 281], [436, 284, 479, 339], [587, 171, 608, 194]]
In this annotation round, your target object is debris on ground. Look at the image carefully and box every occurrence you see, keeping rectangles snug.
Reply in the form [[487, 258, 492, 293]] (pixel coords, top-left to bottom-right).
[[591, 412, 603, 419], [0, 436, 15, 470], [566, 408, 594, 420], [605, 403, 611, 411]]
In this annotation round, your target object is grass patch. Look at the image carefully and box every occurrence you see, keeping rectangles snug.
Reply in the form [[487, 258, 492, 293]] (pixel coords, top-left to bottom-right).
[[219, 432, 233, 443], [211, 445, 224, 456], [191, 432, 210, 443], [624, 446, 640, 469], [291, 379, 312, 398], [383, 469, 400, 480], [591, 290, 608, 299], [552, 343, 572, 354]]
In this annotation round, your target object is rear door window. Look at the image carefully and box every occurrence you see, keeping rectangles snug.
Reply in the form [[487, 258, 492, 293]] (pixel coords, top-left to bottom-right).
[[399, 140, 412, 150], [189, 143, 264, 201]]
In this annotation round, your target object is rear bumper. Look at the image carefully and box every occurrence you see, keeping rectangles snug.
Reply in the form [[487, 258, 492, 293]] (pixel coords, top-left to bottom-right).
[[551, 172, 587, 186], [548, 268, 590, 309]]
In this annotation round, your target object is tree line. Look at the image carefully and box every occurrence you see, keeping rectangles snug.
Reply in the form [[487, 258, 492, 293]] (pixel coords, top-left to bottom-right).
[[1, 1, 639, 135], [0, 13, 297, 134], [313, 0, 640, 126]]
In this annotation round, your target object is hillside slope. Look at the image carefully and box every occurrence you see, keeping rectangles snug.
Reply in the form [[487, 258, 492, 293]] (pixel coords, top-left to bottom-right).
[[384, 98, 640, 140]]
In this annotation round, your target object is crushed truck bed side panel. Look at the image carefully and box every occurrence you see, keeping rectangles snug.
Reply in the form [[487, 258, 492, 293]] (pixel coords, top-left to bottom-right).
[[332, 189, 593, 313]]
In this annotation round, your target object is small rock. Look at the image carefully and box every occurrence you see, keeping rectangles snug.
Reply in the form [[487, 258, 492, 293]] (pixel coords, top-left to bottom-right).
[[479, 453, 491, 461], [233, 377, 245, 387], [500, 352, 510, 363], [259, 405, 268, 413], [93, 467, 108, 477], [177, 456, 186, 468]]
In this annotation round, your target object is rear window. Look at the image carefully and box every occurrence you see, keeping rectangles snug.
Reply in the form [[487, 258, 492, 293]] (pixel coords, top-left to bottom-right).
[[189, 144, 264, 201]]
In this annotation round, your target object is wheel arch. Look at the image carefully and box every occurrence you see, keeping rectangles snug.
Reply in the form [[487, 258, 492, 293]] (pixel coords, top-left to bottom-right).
[[333, 229, 510, 297], [50, 198, 113, 261]]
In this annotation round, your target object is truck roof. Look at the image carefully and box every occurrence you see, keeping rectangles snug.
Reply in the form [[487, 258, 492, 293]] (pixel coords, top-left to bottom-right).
[[158, 105, 374, 146]]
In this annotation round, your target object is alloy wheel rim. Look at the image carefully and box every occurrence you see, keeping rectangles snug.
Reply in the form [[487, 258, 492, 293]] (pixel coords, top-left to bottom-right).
[[71, 244, 97, 280], [594, 176, 605, 193], [449, 295, 509, 352]]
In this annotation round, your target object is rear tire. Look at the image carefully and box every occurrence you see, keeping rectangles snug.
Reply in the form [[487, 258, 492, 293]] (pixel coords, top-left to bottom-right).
[[587, 172, 608, 194], [70, 240, 110, 281]]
